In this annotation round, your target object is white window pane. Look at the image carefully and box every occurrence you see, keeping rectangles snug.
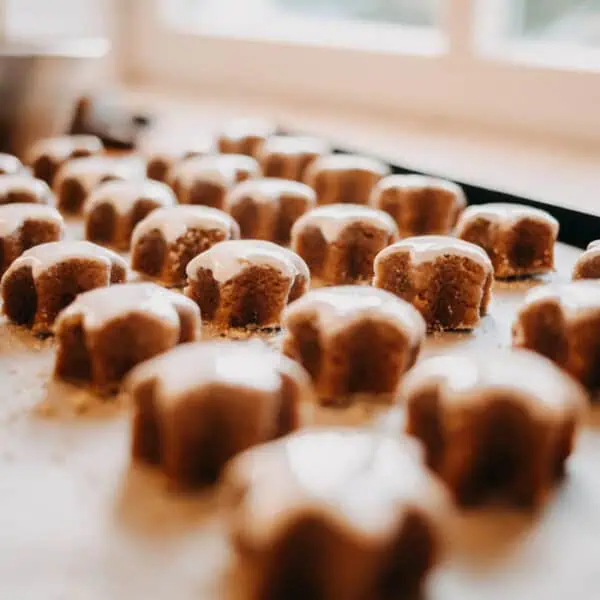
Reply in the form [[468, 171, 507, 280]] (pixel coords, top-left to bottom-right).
[[506, 0, 600, 47]]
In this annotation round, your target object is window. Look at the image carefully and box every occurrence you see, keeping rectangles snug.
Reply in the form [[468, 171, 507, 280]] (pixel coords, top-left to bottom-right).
[[127, 0, 600, 143]]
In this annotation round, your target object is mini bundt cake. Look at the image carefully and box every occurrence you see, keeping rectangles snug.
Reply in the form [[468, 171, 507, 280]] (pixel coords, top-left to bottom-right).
[[55, 282, 201, 392], [303, 154, 390, 205], [0, 175, 54, 205], [400, 351, 587, 506], [53, 155, 145, 214], [131, 205, 240, 287], [185, 240, 309, 330], [1, 240, 126, 334], [26, 135, 103, 185], [0, 153, 22, 176], [127, 340, 315, 487], [258, 135, 329, 181], [456, 203, 559, 278], [227, 178, 316, 245], [291, 204, 398, 284], [0, 204, 64, 275], [84, 179, 176, 250], [282, 286, 426, 401], [373, 236, 493, 330], [169, 154, 261, 208], [217, 118, 276, 157], [145, 137, 213, 182], [572, 240, 600, 280], [223, 428, 451, 600], [370, 174, 466, 238], [512, 281, 600, 388]]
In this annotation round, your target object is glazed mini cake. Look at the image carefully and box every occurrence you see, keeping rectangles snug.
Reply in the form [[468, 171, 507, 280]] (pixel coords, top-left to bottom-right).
[[185, 240, 309, 330], [572, 240, 600, 280], [127, 341, 315, 487], [1, 240, 126, 334], [0, 175, 54, 206], [258, 135, 330, 181], [223, 428, 450, 600], [303, 154, 390, 205], [55, 282, 201, 391], [227, 178, 316, 245], [84, 179, 176, 250], [26, 135, 103, 185], [455, 203, 559, 278], [145, 137, 213, 182], [217, 118, 276, 158], [131, 205, 240, 287], [0, 204, 65, 275], [282, 286, 426, 400], [53, 155, 145, 214], [400, 351, 587, 506], [169, 154, 261, 208], [0, 153, 22, 176], [373, 236, 494, 330], [513, 281, 600, 388], [370, 174, 466, 238], [291, 204, 398, 284]]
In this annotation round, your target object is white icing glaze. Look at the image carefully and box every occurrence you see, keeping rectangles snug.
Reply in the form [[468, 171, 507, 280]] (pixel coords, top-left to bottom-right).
[[3, 240, 125, 280], [400, 350, 587, 418], [131, 205, 239, 246], [0, 175, 52, 202], [226, 428, 448, 544], [227, 178, 316, 208], [291, 203, 398, 243], [372, 174, 466, 207], [284, 286, 426, 343], [0, 153, 22, 175], [174, 154, 260, 190], [576, 239, 600, 265], [54, 156, 146, 194], [145, 136, 214, 164], [305, 154, 390, 180], [186, 239, 298, 284], [456, 203, 559, 237], [0, 203, 64, 237], [519, 281, 600, 322], [57, 282, 197, 332], [25, 135, 102, 164], [588, 240, 600, 251], [249, 241, 310, 283], [260, 135, 329, 157], [375, 235, 492, 270], [219, 118, 275, 143], [127, 340, 313, 402], [84, 179, 176, 215]]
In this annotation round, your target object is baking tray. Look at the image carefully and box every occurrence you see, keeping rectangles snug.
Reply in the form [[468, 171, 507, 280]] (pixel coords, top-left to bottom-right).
[[0, 152, 599, 600]]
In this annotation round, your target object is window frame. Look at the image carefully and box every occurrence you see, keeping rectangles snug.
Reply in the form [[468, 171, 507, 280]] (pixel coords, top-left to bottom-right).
[[125, 0, 600, 142]]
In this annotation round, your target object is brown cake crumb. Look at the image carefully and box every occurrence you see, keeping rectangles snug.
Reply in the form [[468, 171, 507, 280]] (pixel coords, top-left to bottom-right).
[[572, 240, 600, 280], [217, 118, 276, 158], [258, 136, 329, 181]]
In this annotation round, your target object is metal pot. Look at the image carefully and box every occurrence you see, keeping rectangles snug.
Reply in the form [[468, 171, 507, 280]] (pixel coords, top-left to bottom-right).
[[0, 37, 110, 158]]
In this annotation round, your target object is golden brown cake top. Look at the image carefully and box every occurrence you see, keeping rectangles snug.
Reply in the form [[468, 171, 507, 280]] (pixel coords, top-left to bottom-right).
[[132, 204, 240, 245], [224, 428, 450, 544], [25, 135, 103, 164], [371, 174, 466, 202], [0, 203, 64, 237], [399, 350, 588, 419], [519, 280, 600, 322], [456, 203, 559, 237], [305, 153, 390, 180], [53, 156, 146, 194], [173, 154, 261, 189], [126, 340, 315, 403], [186, 239, 307, 285], [0, 174, 53, 203], [292, 203, 398, 242], [57, 282, 199, 332], [259, 135, 330, 157], [0, 153, 22, 175], [375, 235, 493, 271], [284, 286, 426, 342], [227, 178, 316, 208], [84, 179, 176, 215]]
